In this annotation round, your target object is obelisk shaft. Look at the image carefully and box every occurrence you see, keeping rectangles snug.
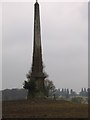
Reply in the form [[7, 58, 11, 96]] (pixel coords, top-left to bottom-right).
[[24, 1, 47, 99], [32, 2, 43, 77]]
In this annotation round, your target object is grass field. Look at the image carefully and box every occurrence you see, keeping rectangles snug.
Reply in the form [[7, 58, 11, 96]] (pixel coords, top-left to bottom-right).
[[2, 99, 88, 118]]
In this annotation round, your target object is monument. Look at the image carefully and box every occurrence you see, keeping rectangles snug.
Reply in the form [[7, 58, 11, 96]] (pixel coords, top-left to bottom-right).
[[23, 0, 47, 99]]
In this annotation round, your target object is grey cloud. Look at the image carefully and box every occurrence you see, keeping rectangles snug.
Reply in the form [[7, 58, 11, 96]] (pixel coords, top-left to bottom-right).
[[2, 2, 88, 92]]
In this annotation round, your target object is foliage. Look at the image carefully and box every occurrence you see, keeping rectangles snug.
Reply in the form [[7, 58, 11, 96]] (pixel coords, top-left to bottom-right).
[[23, 80, 36, 92], [44, 79, 55, 96], [23, 69, 55, 98], [26, 70, 31, 79], [23, 70, 36, 92]]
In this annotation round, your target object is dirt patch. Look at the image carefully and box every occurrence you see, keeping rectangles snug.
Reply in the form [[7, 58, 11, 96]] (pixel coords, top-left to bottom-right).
[[2, 100, 88, 118]]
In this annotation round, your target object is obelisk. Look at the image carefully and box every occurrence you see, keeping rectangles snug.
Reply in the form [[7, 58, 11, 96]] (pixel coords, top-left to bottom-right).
[[25, 0, 47, 99], [32, 0, 43, 77]]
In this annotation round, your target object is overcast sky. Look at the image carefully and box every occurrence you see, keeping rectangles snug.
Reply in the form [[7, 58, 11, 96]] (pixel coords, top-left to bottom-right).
[[1, 1, 88, 92]]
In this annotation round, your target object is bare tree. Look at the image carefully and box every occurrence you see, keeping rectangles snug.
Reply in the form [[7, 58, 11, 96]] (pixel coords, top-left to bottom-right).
[[44, 79, 55, 97]]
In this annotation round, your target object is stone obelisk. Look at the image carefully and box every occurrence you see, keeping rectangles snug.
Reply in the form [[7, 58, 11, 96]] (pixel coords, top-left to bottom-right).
[[32, 0, 44, 78], [26, 0, 47, 99]]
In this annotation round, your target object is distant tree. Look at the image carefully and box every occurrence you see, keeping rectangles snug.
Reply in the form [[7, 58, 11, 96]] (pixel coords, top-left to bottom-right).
[[81, 88, 84, 92], [88, 88, 90, 97], [70, 89, 73, 96], [23, 70, 37, 98], [66, 88, 69, 98], [44, 79, 55, 97], [23, 80, 36, 92], [84, 88, 86, 92], [23, 70, 55, 98]]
